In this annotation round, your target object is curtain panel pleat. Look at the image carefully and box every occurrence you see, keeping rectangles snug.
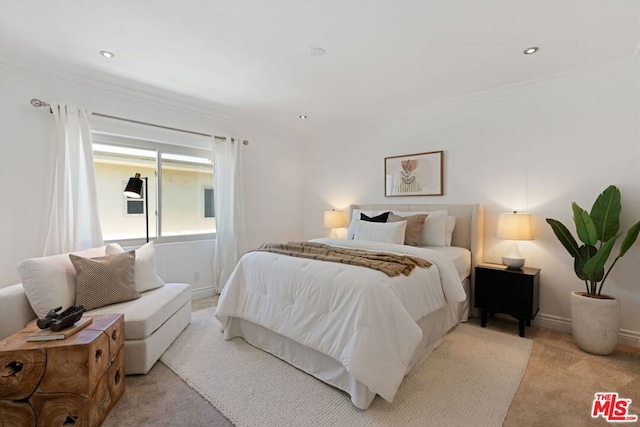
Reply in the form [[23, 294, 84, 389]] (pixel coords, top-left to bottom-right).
[[212, 137, 248, 292], [43, 103, 104, 255]]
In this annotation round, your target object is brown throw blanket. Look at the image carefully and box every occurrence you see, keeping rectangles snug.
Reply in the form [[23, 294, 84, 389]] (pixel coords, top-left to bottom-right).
[[253, 241, 431, 277]]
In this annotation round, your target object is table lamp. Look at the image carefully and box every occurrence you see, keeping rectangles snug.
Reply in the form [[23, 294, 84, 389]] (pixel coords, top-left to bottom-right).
[[324, 209, 348, 238], [496, 211, 533, 269]]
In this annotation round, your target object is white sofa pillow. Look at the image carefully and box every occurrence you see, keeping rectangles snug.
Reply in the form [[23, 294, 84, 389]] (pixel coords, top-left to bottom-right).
[[106, 241, 165, 293], [354, 220, 407, 245], [17, 245, 107, 318], [393, 210, 448, 246], [445, 216, 457, 246]]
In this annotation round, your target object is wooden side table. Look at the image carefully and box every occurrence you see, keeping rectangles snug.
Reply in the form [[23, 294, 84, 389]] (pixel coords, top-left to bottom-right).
[[0, 313, 125, 426], [474, 263, 540, 337]]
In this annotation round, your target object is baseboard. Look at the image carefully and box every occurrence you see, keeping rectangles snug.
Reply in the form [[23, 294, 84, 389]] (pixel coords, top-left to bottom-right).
[[192, 286, 216, 300], [535, 313, 640, 348], [533, 313, 572, 334]]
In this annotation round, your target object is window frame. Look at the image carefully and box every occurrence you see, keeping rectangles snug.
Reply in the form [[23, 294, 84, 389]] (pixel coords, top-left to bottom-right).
[[92, 132, 215, 246]]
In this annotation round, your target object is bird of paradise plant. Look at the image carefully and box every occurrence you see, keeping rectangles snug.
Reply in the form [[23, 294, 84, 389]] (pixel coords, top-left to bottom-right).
[[546, 185, 640, 297]]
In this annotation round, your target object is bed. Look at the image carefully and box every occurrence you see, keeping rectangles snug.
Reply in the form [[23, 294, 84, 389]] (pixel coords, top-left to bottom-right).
[[215, 203, 484, 409]]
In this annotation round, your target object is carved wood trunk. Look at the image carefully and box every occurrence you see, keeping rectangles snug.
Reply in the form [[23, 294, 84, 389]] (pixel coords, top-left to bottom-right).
[[0, 314, 125, 426]]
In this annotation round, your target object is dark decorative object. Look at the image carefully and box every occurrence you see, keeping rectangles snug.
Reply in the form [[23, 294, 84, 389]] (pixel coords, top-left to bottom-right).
[[123, 172, 150, 242], [361, 212, 390, 222], [36, 305, 86, 331]]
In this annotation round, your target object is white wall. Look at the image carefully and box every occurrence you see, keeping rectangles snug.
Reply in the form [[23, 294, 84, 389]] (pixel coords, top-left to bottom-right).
[[303, 59, 640, 341], [0, 63, 306, 296]]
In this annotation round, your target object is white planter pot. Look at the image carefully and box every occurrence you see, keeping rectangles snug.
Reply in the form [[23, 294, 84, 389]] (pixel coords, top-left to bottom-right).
[[570, 291, 620, 355]]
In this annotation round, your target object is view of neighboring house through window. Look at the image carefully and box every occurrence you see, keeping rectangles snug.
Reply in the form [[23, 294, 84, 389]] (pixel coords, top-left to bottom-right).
[[92, 138, 214, 243], [203, 186, 214, 218], [160, 152, 215, 237]]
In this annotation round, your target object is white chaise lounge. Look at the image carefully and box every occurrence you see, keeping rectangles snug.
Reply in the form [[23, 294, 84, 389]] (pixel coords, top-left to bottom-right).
[[0, 243, 191, 375]]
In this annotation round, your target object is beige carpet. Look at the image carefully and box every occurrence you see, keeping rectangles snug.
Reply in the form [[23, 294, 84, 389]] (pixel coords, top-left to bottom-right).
[[160, 308, 533, 427]]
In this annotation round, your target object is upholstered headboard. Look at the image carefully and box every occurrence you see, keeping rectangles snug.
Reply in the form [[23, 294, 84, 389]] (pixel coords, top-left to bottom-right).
[[349, 203, 484, 288]]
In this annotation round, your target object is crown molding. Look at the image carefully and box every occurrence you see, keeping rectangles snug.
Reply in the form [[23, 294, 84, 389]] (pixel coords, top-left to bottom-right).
[[0, 59, 305, 141], [309, 56, 640, 141]]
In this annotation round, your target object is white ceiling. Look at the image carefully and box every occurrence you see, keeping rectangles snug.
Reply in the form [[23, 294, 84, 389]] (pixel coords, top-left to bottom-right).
[[1, 1, 639, 138]]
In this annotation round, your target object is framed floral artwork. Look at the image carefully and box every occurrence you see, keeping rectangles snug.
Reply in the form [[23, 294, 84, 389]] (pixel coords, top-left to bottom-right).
[[384, 150, 443, 196]]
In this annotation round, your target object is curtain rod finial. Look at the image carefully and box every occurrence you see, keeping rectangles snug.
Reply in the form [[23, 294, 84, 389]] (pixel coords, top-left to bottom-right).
[[31, 98, 50, 108]]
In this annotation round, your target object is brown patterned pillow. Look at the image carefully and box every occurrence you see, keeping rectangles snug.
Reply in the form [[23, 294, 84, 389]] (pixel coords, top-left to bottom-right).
[[387, 213, 428, 246], [69, 251, 140, 310]]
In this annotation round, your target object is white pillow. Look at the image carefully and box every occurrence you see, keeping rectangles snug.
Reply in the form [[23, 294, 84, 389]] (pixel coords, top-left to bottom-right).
[[347, 209, 389, 240], [17, 246, 107, 318], [393, 210, 448, 246], [106, 241, 165, 293], [445, 216, 457, 246], [354, 221, 407, 245]]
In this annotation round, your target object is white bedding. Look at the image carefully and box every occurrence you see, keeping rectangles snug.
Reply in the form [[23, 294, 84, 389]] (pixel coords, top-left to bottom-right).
[[215, 238, 465, 404], [423, 246, 471, 281]]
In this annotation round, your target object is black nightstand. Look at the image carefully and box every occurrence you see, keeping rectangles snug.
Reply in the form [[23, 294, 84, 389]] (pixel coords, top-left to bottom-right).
[[474, 263, 540, 337]]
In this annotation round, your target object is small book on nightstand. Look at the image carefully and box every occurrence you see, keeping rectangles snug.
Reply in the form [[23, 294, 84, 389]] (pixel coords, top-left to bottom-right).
[[26, 316, 93, 342]]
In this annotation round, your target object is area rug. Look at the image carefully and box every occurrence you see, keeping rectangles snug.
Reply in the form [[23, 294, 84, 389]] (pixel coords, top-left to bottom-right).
[[161, 308, 533, 427]]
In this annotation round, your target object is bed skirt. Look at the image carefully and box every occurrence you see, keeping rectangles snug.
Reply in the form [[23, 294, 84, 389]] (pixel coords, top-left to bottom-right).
[[222, 278, 469, 409]]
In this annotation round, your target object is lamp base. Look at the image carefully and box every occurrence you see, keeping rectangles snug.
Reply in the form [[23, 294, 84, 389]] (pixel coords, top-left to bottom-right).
[[502, 256, 525, 269], [502, 240, 525, 269]]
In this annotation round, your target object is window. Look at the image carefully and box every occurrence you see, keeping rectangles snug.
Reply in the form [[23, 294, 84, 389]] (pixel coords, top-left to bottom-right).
[[160, 152, 215, 237], [126, 198, 145, 215], [203, 187, 214, 218], [92, 135, 214, 244]]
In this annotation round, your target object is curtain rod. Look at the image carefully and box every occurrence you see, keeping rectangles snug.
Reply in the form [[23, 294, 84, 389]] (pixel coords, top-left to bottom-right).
[[30, 98, 249, 145]]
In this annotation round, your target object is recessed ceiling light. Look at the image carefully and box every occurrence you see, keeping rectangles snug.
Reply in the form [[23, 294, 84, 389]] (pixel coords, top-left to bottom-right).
[[523, 47, 539, 55], [100, 50, 115, 58], [299, 115, 308, 119], [309, 47, 326, 57]]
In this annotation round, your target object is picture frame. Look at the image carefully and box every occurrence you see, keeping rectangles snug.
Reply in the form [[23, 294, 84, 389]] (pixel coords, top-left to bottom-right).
[[384, 150, 443, 197]]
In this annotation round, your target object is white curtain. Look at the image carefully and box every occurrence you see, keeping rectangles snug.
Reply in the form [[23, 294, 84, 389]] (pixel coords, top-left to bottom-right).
[[43, 104, 104, 255], [213, 137, 248, 292]]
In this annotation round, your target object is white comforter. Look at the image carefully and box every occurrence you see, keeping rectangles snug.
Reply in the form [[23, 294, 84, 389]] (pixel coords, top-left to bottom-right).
[[214, 238, 465, 403]]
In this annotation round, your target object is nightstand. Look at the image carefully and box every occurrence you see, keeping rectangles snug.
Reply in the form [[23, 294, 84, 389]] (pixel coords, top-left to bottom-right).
[[474, 263, 540, 337]]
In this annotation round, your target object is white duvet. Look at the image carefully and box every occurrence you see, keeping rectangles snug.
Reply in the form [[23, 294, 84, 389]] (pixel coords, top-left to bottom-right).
[[214, 238, 466, 403]]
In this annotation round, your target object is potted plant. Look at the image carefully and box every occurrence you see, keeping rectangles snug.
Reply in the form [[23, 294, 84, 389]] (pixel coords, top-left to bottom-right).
[[546, 185, 640, 355]]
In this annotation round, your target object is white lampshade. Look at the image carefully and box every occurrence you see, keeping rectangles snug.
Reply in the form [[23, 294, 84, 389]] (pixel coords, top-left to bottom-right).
[[497, 211, 534, 269], [497, 212, 533, 241], [324, 209, 348, 229]]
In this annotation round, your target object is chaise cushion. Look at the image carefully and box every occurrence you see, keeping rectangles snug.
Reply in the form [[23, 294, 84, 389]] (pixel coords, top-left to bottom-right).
[[86, 282, 191, 340], [17, 246, 107, 318]]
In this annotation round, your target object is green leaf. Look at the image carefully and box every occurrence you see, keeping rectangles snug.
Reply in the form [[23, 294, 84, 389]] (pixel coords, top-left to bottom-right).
[[583, 237, 617, 279], [574, 245, 599, 281], [573, 254, 587, 281], [590, 185, 621, 242], [572, 202, 598, 245], [546, 218, 581, 259], [618, 220, 640, 257]]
